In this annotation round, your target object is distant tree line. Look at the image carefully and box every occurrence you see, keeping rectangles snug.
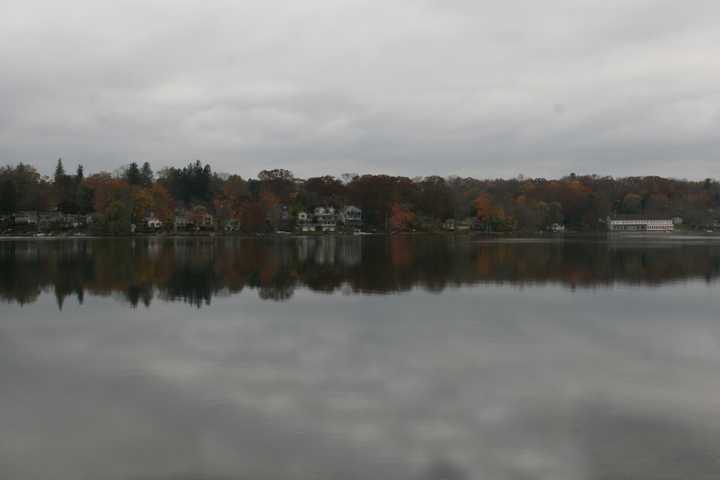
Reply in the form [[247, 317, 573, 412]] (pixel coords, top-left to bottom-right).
[[2, 159, 720, 233]]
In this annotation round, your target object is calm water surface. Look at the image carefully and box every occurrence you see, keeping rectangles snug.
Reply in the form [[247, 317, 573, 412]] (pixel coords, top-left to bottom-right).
[[2, 235, 720, 479]]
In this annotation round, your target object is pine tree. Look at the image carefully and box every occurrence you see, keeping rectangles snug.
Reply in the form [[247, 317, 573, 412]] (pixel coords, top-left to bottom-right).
[[76, 164, 84, 183], [125, 162, 142, 186], [140, 162, 153, 186], [0, 180, 17, 214], [54, 158, 66, 183]]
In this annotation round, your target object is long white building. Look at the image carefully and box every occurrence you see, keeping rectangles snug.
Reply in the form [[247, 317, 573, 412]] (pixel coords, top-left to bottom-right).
[[607, 216, 674, 232]]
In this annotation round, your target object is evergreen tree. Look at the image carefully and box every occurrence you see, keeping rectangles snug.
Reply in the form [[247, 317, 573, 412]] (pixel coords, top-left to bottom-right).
[[54, 158, 65, 183], [52, 159, 80, 213], [76, 164, 84, 183], [77, 185, 95, 214], [140, 162, 153, 186], [0, 180, 17, 214], [125, 162, 142, 186]]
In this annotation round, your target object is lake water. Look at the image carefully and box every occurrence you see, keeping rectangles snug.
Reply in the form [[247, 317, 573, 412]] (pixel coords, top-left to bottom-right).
[[2, 235, 720, 479]]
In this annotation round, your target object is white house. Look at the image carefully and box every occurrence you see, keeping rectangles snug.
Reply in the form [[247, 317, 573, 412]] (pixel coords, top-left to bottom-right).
[[61, 213, 86, 228], [146, 216, 163, 229], [297, 211, 309, 223], [442, 218, 456, 231], [296, 211, 315, 232], [38, 211, 63, 226], [14, 211, 38, 225], [225, 219, 241, 232], [174, 210, 191, 230], [195, 212, 214, 229], [607, 216, 674, 232], [314, 207, 337, 232], [339, 205, 362, 227]]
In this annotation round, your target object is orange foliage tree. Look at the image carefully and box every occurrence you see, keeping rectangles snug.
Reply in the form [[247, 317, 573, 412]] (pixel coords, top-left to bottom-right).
[[131, 188, 153, 223], [149, 184, 175, 225], [389, 203, 415, 232], [86, 175, 132, 215], [474, 193, 494, 220]]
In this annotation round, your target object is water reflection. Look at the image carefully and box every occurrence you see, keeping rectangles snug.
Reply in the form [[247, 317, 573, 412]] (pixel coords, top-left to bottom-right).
[[2, 235, 720, 308], [2, 236, 720, 479], [2, 283, 720, 479]]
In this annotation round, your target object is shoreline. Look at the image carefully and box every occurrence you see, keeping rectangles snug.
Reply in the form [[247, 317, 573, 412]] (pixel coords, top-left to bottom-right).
[[0, 229, 716, 241]]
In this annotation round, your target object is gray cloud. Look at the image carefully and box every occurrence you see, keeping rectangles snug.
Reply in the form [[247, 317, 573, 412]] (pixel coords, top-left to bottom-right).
[[2, 0, 720, 178], [3, 281, 720, 478]]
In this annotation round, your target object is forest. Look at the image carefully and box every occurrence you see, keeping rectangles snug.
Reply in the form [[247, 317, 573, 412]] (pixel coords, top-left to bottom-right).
[[1, 158, 720, 233]]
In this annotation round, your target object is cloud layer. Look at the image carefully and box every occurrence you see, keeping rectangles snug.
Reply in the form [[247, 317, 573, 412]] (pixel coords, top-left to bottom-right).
[[3, 283, 720, 479], [2, 0, 720, 178]]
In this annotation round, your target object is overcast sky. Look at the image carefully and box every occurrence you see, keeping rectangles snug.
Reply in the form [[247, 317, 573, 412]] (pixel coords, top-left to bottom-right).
[[2, 0, 720, 179]]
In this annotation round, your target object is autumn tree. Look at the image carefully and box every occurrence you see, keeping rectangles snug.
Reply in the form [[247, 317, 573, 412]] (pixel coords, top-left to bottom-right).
[[260, 191, 281, 229], [474, 193, 494, 219], [305, 176, 345, 205], [101, 201, 133, 235], [258, 169, 295, 202], [389, 203, 415, 232], [86, 174, 134, 233], [621, 193, 643, 214], [0, 164, 51, 212], [346, 175, 397, 229], [149, 184, 175, 225], [237, 201, 267, 232], [131, 188, 154, 223], [416, 176, 453, 221], [223, 176, 250, 213]]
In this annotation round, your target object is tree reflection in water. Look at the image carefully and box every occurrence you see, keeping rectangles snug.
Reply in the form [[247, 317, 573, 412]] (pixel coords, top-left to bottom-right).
[[1, 235, 720, 309]]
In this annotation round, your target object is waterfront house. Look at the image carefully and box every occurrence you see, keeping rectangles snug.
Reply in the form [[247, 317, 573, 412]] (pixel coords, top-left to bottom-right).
[[607, 215, 673, 232], [62, 213, 87, 228], [146, 216, 163, 229], [202, 213, 214, 229], [314, 206, 337, 232], [442, 218, 471, 231], [296, 211, 315, 232], [339, 205, 362, 228], [174, 210, 192, 230], [224, 219, 241, 232], [13, 211, 38, 225], [191, 207, 214, 230], [175, 207, 213, 231], [37, 211, 63, 227], [276, 204, 292, 231], [456, 219, 472, 231]]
